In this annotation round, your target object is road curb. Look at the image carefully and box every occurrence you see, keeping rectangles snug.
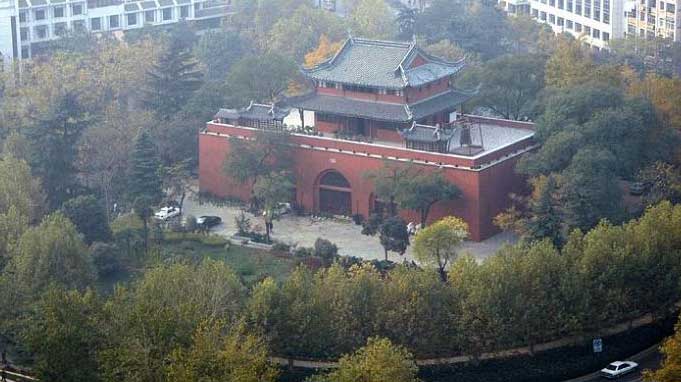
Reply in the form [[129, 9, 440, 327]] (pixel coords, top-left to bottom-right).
[[561, 342, 661, 382]]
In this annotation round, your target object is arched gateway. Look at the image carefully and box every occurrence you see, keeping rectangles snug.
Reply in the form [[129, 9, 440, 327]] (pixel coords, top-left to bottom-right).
[[316, 170, 352, 216]]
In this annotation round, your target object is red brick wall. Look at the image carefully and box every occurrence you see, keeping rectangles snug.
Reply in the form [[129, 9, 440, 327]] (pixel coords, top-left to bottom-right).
[[199, 124, 535, 241]]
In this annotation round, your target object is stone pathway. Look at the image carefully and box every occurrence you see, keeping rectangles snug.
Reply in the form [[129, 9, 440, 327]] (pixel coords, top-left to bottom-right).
[[182, 197, 517, 263]]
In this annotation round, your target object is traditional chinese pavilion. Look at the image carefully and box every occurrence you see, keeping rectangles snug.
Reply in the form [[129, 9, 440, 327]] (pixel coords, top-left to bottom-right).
[[198, 38, 537, 241]]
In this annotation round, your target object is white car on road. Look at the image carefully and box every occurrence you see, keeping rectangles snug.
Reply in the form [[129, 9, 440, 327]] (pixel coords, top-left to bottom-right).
[[600, 361, 638, 379], [154, 206, 181, 221]]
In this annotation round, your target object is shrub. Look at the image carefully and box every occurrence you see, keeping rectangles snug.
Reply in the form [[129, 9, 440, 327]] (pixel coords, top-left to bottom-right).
[[314, 238, 339, 266], [293, 246, 314, 258], [272, 242, 291, 253], [352, 213, 365, 225], [235, 211, 251, 236], [90, 242, 124, 276]]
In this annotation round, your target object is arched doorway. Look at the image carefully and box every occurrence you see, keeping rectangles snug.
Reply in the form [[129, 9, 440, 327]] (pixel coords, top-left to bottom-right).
[[317, 170, 352, 216]]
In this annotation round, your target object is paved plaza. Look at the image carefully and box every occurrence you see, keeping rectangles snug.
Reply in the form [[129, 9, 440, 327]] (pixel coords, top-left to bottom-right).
[[183, 197, 517, 263]]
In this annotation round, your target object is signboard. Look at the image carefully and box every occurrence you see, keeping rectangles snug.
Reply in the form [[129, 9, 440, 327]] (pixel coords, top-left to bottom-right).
[[593, 338, 603, 353]]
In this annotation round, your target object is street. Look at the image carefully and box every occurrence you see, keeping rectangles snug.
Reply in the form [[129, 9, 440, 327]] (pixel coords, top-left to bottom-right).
[[579, 348, 662, 382]]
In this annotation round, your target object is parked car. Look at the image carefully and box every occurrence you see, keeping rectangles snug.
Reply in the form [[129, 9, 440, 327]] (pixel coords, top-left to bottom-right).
[[275, 202, 292, 216], [197, 215, 222, 228], [154, 206, 181, 221], [600, 361, 638, 379]]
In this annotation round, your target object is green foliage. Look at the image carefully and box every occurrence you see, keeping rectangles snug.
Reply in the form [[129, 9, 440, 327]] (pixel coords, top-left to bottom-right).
[[349, 0, 397, 40], [311, 338, 420, 382], [194, 29, 250, 81], [645, 316, 681, 382], [62, 195, 112, 244], [379, 216, 410, 261], [142, 36, 203, 121], [398, 171, 461, 226], [24, 287, 102, 382], [413, 217, 468, 281], [90, 242, 125, 277], [10, 212, 95, 295], [166, 321, 279, 382], [128, 131, 163, 205], [314, 238, 339, 266], [99, 260, 245, 382], [225, 53, 297, 105]]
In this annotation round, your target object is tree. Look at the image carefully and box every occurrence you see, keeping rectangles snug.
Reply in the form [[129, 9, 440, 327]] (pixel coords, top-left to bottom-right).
[[223, 130, 293, 206], [396, 7, 419, 39], [645, 315, 681, 382], [462, 53, 545, 120], [424, 39, 466, 61], [61, 195, 112, 244], [268, 6, 347, 62], [638, 162, 681, 205], [397, 171, 461, 227], [0, 155, 44, 222], [364, 163, 414, 216], [133, 197, 154, 255], [311, 337, 420, 382], [413, 216, 468, 282], [379, 216, 410, 261], [166, 321, 279, 382], [28, 91, 96, 209], [142, 39, 203, 121], [162, 159, 193, 213], [253, 172, 295, 242], [627, 74, 681, 130], [545, 37, 621, 89], [304, 35, 344, 68], [225, 53, 297, 106], [128, 131, 163, 205], [24, 287, 102, 382], [194, 29, 250, 81], [349, 0, 397, 40], [9, 212, 95, 295]]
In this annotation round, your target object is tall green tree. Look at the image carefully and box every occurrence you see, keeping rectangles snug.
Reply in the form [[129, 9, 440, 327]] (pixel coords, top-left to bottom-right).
[[225, 53, 297, 105], [413, 216, 468, 282], [24, 287, 102, 382], [128, 131, 163, 205], [62, 195, 112, 244], [253, 172, 295, 241], [379, 216, 410, 261], [397, 171, 460, 227], [142, 40, 203, 121], [349, 0, 397, 40], [194, 29, 250, 81], [28, 92, 95, 209]]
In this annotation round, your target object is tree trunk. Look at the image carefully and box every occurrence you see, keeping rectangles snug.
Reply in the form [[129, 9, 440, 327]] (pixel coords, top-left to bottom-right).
[[438, 266, 448, 282], [142, 218, 149, 255], [384, 249, 388, 261], [179, 191, 186, 213]]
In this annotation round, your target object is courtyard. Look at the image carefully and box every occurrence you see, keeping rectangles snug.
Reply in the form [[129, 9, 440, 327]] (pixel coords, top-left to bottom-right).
[[182, 196, 517, 263]]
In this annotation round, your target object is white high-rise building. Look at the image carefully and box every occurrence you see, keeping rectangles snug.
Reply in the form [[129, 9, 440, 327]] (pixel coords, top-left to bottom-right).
[[0, 0, 234, 65], [499, 0, 627, 49], [626, 0, 680, 41]]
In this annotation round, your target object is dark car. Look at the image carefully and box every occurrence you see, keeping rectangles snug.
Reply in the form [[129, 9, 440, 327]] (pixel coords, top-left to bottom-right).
[[197, 215, 222, 228]]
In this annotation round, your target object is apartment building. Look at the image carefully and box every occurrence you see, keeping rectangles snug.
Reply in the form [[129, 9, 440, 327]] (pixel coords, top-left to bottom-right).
[[626, 0, 679, 41], [499, 0, 627, 48], [0, 0, 234, 65]]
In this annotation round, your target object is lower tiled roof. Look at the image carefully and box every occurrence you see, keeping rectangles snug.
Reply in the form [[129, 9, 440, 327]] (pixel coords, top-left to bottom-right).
[[287, 90, 471, 123]]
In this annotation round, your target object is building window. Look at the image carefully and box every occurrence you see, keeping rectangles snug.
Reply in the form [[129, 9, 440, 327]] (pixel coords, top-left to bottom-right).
[[575, 0, 582, 14], [532, 8, 539, 17], [19, 27, 28, 40], [567, 19, 574, 28], [585, 25, 591, 35], [19, 11, 27, 22], [567, 0, 573, 11], [21, 46, 29, 58], [558, 16, 564, 26], [540, 10, 547, 20], [558, 0, 564, 8], [34, 25, 47, 39], [584, 0, 591, 17], [90, 17, 101, 30], [54, 22, 67, 36], [593, 29, 600, 38], [145, 10, 155, 23], [549, 0, 555, 6], [54, 6, 64, 18], [71, 3, 83, 15], [667, 3, 675, 12], [180, 5, 189, 18], [575, 22, 582, 31], [34, 9, 46, 21], [73, 19, 85, 31], [109, 14, 119, 28], [161, 7, 171, 20], [603, 31, 610, 41], [603, 0, 610, 23], [127, 13, 137, 25], [549, 13, 556, 23]]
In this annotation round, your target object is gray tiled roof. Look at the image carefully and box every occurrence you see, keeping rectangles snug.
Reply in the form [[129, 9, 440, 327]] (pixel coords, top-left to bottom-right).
[[288, 94, 412, 122], [215, 102, 290, 122], [302, 38, 466, 89], [288, 89, 471, 123], [410, 90, 472, 121]]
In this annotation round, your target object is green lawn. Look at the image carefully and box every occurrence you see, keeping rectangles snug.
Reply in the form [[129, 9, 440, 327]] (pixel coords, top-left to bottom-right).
[[98, 234, 300, 293], [160, 236, 299, 284]]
